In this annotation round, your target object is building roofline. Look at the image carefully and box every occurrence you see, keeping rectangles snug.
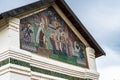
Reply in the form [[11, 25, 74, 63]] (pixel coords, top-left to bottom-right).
[[54, 0, 105, 58], [0, 0, 105, 58]]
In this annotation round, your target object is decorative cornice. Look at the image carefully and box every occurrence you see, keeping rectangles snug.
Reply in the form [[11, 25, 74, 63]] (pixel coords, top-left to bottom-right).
[[0, 50, 99, 80], [0, 58, 30, 68], [31, 66, 86, 80], [0, 58, 92, 80], [10, 58, 30, 68], [0, 58, 9, 67]]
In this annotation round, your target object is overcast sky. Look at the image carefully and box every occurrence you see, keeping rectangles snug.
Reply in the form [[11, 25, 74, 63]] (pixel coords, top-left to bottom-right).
[[0, 0, 120, 80], [66, 0, 120, 80]]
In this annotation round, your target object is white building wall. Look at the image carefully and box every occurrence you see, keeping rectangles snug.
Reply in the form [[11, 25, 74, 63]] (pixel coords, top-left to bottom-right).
[[0, 18, 20, 53], [0, 72, 10, 80], [0, 18, 99, 80], [0, 27, 9, 53], [8, 18, 20, 50], [10, 72, 30, 80]]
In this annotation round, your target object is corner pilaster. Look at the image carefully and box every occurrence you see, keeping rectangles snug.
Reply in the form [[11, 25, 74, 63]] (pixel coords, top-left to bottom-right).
[[8, 18, 20, 49], [86, 47, 97, 71]]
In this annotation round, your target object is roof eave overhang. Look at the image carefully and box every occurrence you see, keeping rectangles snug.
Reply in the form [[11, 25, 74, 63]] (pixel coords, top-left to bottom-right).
[[0, 0, 105, 58], [54, 0, 105, 58]]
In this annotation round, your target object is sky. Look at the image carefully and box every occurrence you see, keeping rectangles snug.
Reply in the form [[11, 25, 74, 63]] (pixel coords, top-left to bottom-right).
[[0, 0, 120, 80], [65, 0, 120, 80]]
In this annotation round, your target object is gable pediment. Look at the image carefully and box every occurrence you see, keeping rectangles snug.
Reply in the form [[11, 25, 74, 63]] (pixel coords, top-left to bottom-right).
[[20, 5, 88, 68], [0, 0, 105, 58]]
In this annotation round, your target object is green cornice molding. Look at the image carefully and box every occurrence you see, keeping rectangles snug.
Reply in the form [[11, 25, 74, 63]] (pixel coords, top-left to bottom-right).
[[0, 58, 92, 80], [0, 58, 9, 67], [31, 66, 86, 80], [0, 58, 30, 68], [9, 58, 30, 68]]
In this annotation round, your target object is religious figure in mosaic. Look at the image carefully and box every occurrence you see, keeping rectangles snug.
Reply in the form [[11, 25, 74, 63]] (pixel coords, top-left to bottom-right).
[[20, 7, 87, 67]]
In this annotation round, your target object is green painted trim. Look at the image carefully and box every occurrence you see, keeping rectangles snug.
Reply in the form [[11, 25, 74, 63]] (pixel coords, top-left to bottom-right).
[[0, 58, 9, 67], [0, 58, 92, 80], [0, 58, 30, 68], [10, 58, 30, 68], [31, 66, 86, 80]]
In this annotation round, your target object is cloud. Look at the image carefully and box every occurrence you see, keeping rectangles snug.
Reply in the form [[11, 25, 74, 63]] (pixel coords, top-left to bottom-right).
[[96, 45, 120, 68], [98, 66, 120, 80], [96, 46, 120, 80], [66, 1, 120, 80], [75, 4, 120, 52]]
